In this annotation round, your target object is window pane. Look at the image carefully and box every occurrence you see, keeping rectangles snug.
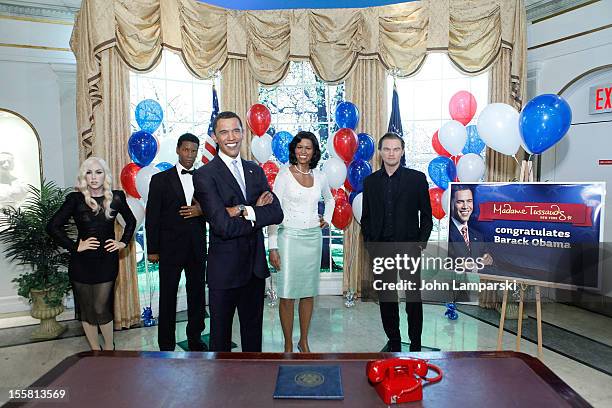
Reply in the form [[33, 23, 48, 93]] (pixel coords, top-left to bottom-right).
[[389, 53, 489, 241]]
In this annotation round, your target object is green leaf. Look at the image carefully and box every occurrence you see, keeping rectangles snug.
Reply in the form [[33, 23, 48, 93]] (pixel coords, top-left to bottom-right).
[[0, 179, 74, 306]]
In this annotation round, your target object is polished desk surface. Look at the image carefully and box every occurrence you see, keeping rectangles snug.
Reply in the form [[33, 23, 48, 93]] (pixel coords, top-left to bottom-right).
[[6, 351, 590, 408]]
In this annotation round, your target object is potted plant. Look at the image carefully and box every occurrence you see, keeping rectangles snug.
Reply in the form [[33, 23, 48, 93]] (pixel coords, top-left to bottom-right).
[[0, 180, 74, 339]]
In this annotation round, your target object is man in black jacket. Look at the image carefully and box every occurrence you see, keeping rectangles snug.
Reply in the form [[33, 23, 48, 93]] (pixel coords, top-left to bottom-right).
[[193, 111, 283, 352], [146, 133, 206, 351], [361, 132, 433, 352]]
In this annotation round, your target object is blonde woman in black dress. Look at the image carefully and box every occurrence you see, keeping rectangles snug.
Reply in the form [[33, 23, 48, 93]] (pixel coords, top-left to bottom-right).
[[47, 157, 136, 350]]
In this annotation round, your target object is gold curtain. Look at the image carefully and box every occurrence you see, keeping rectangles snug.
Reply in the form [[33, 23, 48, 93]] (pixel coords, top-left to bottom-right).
[[486, 0, 526, 181], [73, 45, 142, 328], [71, 0, 525, 125], [220, 59, 259, 160], [344, 59, 388, 298]]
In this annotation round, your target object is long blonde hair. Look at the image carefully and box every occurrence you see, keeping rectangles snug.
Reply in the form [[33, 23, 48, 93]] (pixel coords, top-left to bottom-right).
[[76, 157, 113, 219]]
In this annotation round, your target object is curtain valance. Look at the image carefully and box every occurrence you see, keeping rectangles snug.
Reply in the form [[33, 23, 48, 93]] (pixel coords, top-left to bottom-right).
[[72, 0, 524, 85]]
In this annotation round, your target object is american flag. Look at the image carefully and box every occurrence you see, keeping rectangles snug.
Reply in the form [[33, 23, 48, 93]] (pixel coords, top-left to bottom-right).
[[388, 81, 406, 167], [202, 85, 219, 165]]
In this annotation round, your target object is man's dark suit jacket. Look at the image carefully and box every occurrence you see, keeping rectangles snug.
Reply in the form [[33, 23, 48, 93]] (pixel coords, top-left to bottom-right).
[[192, 155, 283, 289], [361, 167, 433, 245], [146, 167, 206, 264], [448, 220, 487, 259]]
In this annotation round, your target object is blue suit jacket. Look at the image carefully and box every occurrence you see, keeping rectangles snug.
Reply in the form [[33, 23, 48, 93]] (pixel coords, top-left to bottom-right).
[[448, 220, 488, 259], [193, 156, 283, 290]]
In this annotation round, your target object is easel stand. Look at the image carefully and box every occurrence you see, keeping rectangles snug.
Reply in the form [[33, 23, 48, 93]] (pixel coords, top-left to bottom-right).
[[496, 159, 544, 359]]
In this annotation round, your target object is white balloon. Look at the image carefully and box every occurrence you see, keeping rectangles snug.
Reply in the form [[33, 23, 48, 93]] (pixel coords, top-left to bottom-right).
[[442, 188, 450, 216], [352, 193, 363, 224], [457, 153, 485, 182], [322, 157, 347, 189], [477, 103, 521, 156], [251, 134, 272, 163], [135, 165, 160, 202], [439, 120, 467, 156], [134, 241, 144, 263], [327, 135, 337, 158], [117, 197, 145, 231]]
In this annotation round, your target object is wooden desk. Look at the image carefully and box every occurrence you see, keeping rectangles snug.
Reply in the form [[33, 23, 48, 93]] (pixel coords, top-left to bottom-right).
[[5, 351, 590, 407]]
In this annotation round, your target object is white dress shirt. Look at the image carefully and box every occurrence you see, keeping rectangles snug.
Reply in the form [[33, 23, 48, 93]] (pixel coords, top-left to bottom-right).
[[218, 151, 256, 221], [175, 162, 195, 205], [268, 167, 335, 249]]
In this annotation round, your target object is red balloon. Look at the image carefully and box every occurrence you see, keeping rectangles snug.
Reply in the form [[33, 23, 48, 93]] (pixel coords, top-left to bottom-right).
[[429, 187, 445, 220], [333, 128, 358, 163], [449, 90, 477, 126], [261, 160, 280, 189], [120, 163, 141, 199], [344, 178, 353, 192], [432, 131, 451, 157], [246, 104, 271, 136], [331, 188, 348, 203], [332, 200, 353, 230]]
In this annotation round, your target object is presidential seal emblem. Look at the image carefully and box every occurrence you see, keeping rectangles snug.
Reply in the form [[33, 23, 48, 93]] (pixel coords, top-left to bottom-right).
[[295, 371, 324, 387]]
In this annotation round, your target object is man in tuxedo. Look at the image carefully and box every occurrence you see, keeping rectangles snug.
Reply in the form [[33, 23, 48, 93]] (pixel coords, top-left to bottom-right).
[[361, 132, 433, 352], [193, 111, 283, 352], [146, 133, 207, 351]]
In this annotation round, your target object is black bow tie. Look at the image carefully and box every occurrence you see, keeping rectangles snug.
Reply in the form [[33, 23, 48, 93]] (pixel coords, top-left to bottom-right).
[[181, 169, 194, 175]]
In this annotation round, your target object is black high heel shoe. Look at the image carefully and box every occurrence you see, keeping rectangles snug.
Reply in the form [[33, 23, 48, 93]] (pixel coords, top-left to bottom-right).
[[297, 344, 303, 353]]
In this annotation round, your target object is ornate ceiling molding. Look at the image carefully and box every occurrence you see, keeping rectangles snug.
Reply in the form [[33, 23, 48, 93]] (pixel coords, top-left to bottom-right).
[[0, 1, 77, 23], [526, 0, 599, 23]]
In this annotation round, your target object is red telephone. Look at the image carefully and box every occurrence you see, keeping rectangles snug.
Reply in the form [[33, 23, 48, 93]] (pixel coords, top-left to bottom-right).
[[366, 358, 443, 404]]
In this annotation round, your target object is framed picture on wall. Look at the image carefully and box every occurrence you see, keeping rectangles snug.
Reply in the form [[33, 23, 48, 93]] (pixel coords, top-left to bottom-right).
[[0, 109, 43, 214]]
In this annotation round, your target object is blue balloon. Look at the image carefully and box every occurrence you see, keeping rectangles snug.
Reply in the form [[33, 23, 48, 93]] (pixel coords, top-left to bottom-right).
[[135, 99, 164, 133], [272, 131, 293, 164], [128, 130, 158, 167], [462, 125, 486, 155], [347, 159, 372, 193], [428, 156, 456, 190], [355, 133, 375, 161], [335, 101, 359, 130], [519, 94, 572, 154], [349, 191, 359, 205], [155, 162, 173, 171]]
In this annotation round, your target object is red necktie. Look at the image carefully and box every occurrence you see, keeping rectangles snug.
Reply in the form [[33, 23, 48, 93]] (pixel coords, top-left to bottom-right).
[[461, 225, 470, 248]]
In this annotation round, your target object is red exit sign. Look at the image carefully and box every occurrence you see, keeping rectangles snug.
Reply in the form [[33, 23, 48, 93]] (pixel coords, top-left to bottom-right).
[[590, 84, 612, 114]]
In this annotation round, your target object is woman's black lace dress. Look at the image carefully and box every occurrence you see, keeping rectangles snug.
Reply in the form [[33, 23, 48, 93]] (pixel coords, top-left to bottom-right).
[[47, 190, 136, 324]]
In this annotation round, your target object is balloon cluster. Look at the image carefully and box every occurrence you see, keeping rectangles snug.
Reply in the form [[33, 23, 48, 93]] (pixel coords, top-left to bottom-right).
[[248, 101, 373, 231], [246, 104, 278, 188], [428, 91, 485, 220], [322, 101, 375, 230], [427, 91, 572, 220], [120, 99, 165, 231]]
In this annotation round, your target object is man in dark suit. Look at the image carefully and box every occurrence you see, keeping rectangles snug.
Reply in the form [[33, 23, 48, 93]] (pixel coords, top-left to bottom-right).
[[361, 132, 433, 352], [146, 133, 206, 352], [448, 185, 493, 263], [193, 111, 283, 352]]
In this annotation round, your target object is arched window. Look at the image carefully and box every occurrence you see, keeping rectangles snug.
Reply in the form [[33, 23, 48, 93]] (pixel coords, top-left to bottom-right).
[[0, 109, 42, 212]]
